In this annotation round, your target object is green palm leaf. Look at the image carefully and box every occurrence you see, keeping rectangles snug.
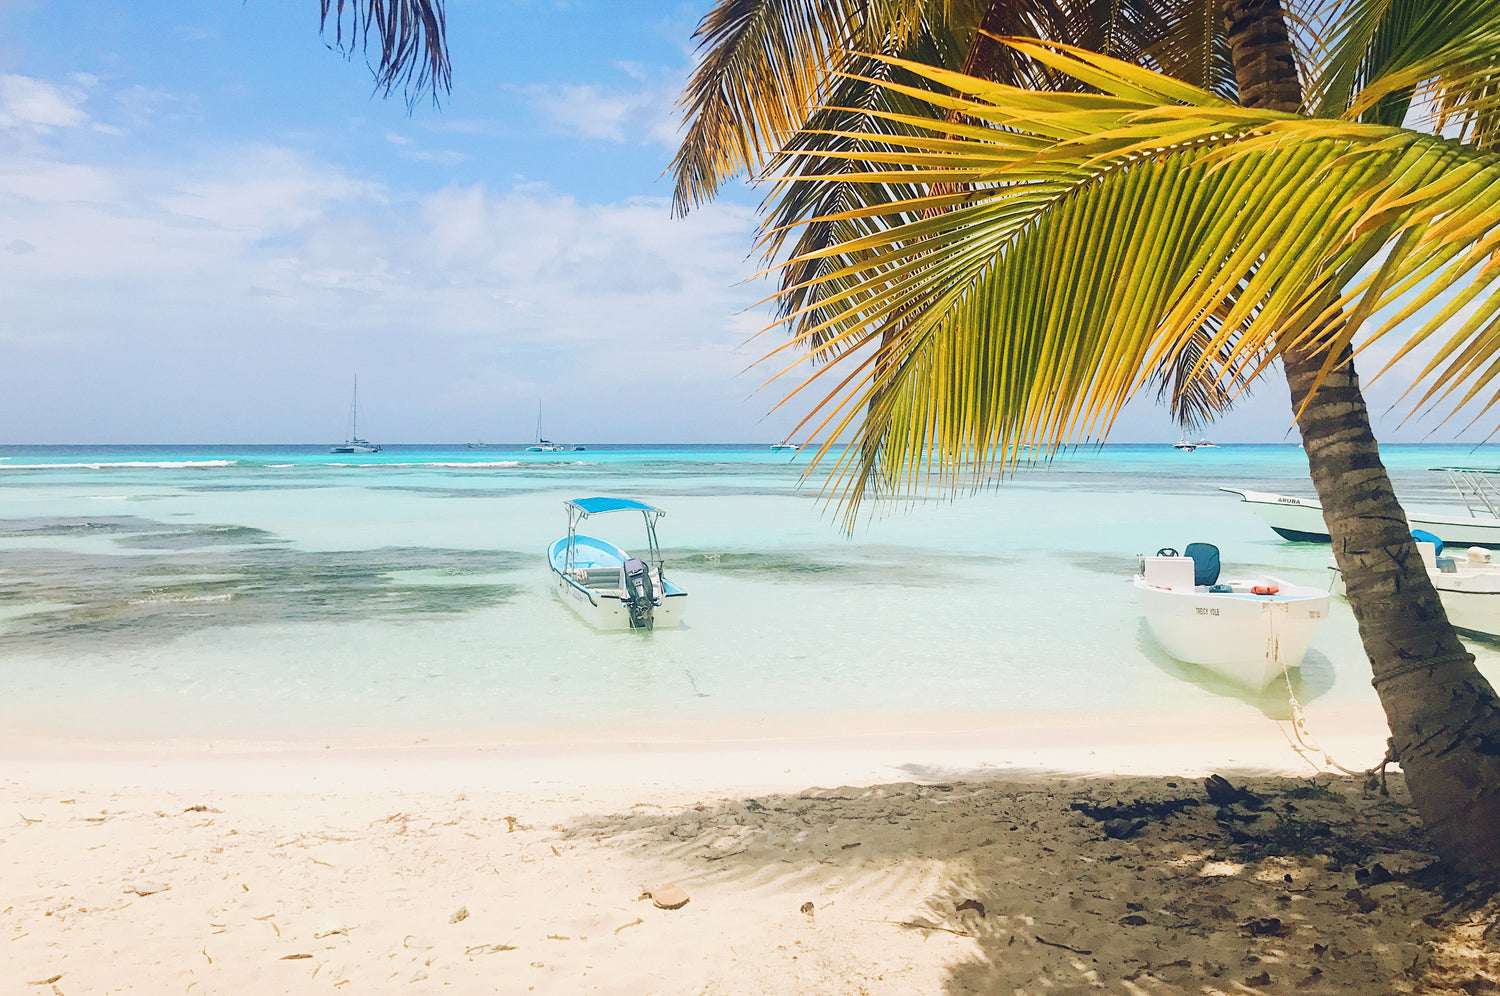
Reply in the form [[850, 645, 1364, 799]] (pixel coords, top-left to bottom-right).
[[1311, 0, 1500, 149]]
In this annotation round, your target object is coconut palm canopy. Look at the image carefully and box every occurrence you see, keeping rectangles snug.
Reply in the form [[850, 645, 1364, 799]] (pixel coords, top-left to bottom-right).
[[735, 27, 1500, 515], [671, 0, 1240, 216]]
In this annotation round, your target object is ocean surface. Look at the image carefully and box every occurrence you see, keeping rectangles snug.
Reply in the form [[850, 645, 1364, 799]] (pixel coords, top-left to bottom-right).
[[1, 442, 1497, 747]]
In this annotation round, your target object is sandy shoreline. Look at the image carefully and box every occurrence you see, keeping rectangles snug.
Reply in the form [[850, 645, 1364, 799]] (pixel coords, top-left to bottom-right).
[[5, 714, 1498, 995]]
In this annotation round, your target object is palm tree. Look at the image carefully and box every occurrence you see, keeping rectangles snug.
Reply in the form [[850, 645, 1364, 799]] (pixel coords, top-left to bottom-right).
[[672, 0, 1500, 875]]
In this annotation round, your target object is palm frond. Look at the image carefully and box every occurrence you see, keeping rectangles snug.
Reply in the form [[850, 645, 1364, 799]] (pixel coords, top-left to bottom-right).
[[320, 0, 451, 106], [759, 34, 963, 353], [764, 41, 1500, 520], [671, 0, 1218, 217], [671, 0, 865, 215], [1310, 0, 1500, 149]]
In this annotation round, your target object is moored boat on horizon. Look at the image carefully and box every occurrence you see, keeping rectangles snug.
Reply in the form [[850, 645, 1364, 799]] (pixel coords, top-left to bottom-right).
[[1134, 543, 1329, 689], [548, 497, 686, 630], [330, 376, 381, 454], [525, 404, 584, 452]]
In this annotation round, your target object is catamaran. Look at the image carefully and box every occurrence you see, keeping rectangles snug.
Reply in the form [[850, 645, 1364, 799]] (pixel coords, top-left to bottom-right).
[[548, 497, 686, 630], [524, 404, 584, 452], [329, 377, 381, 454]]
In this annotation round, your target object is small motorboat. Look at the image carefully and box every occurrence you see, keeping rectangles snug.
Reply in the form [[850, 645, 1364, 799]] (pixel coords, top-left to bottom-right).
[[1328, 532, 1500, 638], [1173, 440, 1197, 452], [548, 497, 687, 630], [1134, 543, 1330, 689]]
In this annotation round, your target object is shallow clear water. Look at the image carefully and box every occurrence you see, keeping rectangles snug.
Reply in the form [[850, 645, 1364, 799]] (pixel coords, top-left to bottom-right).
[[1, 442, 1496, 744]]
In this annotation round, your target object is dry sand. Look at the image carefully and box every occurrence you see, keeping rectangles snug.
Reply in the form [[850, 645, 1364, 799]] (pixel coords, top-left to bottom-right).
[[4, 713, 1499, 994]]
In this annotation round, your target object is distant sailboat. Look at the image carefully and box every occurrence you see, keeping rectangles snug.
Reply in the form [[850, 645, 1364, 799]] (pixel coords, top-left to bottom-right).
[[330, 377, 381, 454], [524, 404, 584, 452]]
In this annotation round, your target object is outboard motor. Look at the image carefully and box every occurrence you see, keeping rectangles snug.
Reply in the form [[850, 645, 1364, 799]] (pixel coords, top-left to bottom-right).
[[621, 557, 656, 630]]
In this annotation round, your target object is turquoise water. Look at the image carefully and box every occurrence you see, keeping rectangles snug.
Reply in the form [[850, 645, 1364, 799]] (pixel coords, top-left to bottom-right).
[[0, 442, 1496, 744]]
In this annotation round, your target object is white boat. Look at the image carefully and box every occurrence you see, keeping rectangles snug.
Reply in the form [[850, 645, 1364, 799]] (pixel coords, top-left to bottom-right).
[[1134, 544, 1330, 689], [524, 404, 585, 452], [770, 441, 799, 452], [329, 376, 381, 454], [548, 497, 686, 630], [1221, 479, 1500, 548], [1173, 440, 1197, 451], [1329, 537, 1500, 638]]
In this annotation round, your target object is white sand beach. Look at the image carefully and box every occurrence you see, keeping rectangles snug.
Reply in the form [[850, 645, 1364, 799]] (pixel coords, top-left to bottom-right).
[[6, 706, 1498, 995]]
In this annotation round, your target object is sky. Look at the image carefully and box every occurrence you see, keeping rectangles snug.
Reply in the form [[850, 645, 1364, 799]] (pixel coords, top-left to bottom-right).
[[0, 0, 1488, 445]]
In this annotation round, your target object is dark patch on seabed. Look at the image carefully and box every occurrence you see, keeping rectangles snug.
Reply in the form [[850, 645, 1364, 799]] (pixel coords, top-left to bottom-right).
[[1059, 551, 1145, 576], [0, 515, 161, 537], [0, 516, 529, 655], [668, 547, 1017, 585]]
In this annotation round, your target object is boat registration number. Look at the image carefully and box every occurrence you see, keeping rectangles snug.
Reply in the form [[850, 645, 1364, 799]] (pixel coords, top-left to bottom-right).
[[1195, 607, 1220, 616]]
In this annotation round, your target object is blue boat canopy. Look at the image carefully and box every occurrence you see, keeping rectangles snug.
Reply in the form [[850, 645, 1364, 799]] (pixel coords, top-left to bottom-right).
[[566, 496, 663, 516]]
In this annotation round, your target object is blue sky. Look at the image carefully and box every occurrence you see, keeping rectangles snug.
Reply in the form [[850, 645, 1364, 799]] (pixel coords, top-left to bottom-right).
[[0, 0, 1484, 444]]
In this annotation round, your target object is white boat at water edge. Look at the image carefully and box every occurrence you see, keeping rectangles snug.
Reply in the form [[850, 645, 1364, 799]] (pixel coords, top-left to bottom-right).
[[1329, 535, 1500, 638], [1222, 471, 1500, 548], [330, 376, 381, 454], [1134, 543, 1330, 689], [770, 441, 799, 452], [548, 497, 687, 630]]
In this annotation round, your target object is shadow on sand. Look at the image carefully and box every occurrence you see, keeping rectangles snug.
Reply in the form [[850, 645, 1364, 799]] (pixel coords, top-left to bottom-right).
[[555, 770, 1498, 994]]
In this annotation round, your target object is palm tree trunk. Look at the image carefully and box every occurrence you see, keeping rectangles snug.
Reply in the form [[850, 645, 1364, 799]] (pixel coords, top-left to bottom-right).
[[1284, 347, 1500, 874], [1227, 0, 1500, 875]]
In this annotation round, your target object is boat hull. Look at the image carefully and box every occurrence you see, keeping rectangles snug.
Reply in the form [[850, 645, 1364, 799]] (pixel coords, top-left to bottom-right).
[[552, 571, 686, 630], [1222, 488, 1500, 548], [548, 534, 686, 630], [1134, 576, 1329, 689], [1330, 558, 1500, 638]]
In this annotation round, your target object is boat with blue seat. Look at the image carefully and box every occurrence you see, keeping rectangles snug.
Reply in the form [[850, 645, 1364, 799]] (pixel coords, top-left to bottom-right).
[[548, 497, 687, 630], [1329, 530, 1500, 638], [1133, 542, 1329, 689]]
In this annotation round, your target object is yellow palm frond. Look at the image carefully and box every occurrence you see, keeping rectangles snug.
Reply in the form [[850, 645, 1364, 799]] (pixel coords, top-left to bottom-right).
[[767, 40, 1500, 521]]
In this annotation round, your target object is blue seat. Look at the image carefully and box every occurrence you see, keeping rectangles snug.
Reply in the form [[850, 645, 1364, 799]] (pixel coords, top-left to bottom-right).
[[1183, 542, 1221, 587]]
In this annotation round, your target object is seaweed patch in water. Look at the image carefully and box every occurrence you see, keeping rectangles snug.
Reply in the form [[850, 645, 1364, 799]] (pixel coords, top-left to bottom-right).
[[0, 531, 530, 655]]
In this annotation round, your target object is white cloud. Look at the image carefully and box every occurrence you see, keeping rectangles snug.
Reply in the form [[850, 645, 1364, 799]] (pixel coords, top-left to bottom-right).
[[404, 148, 469, 165], [0, 105, 781, 441], [519, 80, 679, 146], [0, 73, 89, 131]]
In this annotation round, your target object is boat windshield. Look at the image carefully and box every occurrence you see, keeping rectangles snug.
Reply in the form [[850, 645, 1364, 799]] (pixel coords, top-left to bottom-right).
[[1429, 467, 1500, 519]]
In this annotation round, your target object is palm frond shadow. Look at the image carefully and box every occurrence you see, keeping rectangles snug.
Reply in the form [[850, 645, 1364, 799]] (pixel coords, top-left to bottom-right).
[[555, 770, 1484, 992]]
